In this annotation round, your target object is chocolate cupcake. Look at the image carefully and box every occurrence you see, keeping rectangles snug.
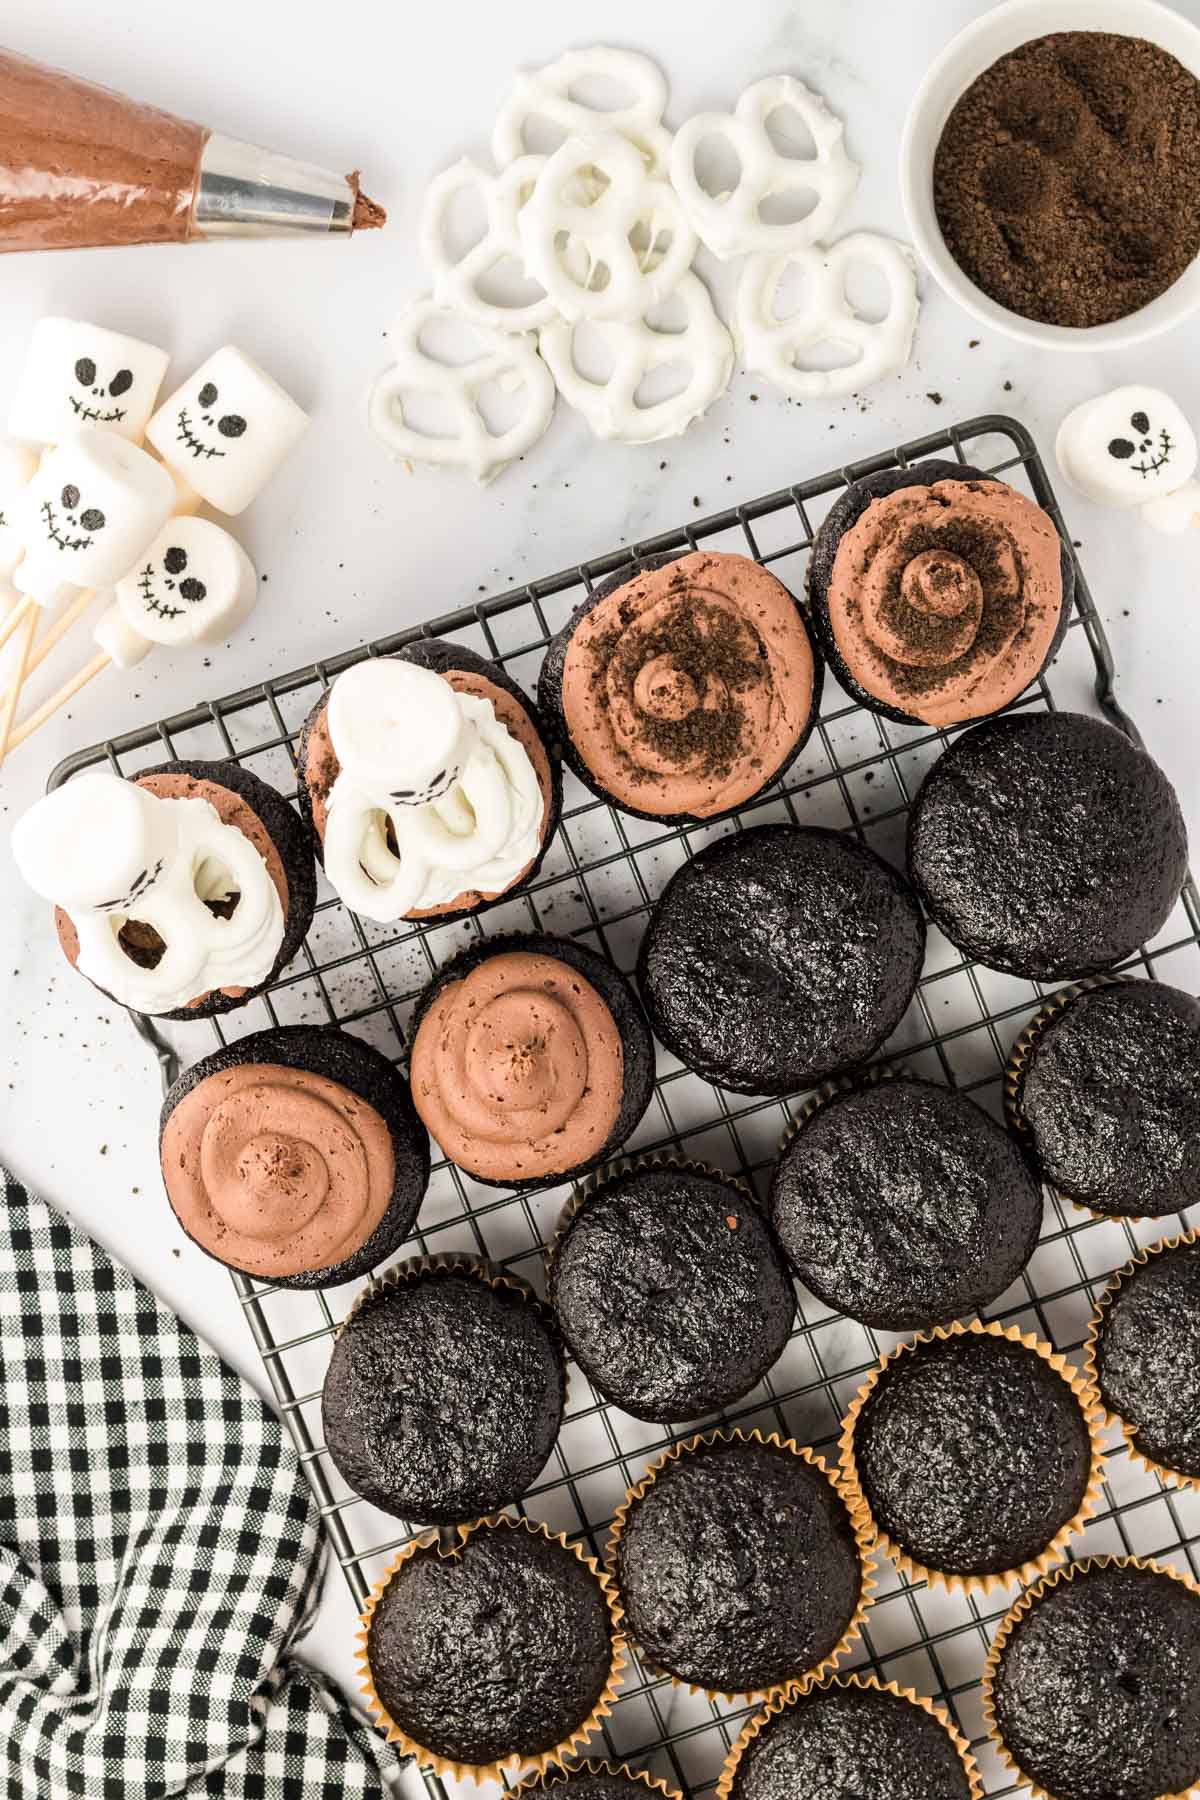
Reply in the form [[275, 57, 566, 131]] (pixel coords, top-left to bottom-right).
[[513, 1765, 682, 1800], [538, 549, 822, 825], [608, 1431, 871, 1697], [13, 759, 316, 1020], [770, 1075, 1042, 1331], [297, 639, 561, 923], [719, 1676, 981, 1800], [637, 825, 925, 1095], [984, 1557, 1200, 1800], [907, 712, 1188, 980], [807, 461, 1072, 728], [1006, 979, 1200, 1218], [159, 1025, 429, 1289], [358, 1517, 625, 1781], [1085, 1233, 1200, 1490], [322, 1258, 566, 1523], [409, 931, 655, 1190], [840, 1322, 1102, 1592], [548, 1159, 795, 1423]]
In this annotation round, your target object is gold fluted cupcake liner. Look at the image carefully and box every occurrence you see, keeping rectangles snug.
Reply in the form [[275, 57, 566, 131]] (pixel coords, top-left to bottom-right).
[[838, 1319, 1108, 1597], [1082, 1229, 1200, 1496], [356, 1513, 628, 1786], [715, 1672, 984, 1800], [605, 1427, 876, 1706], [547, 1152, 757, 1281], [980, 1554, 1200, 1800], [776, 1063, 910, 1159], [511, 1760, 683, 1800]]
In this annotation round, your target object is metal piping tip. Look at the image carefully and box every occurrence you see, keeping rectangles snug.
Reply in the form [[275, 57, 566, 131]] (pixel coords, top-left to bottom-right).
[[194, 133, 385, 238]]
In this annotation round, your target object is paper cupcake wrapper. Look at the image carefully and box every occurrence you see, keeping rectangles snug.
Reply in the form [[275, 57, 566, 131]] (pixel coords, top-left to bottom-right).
[[337, 1249, 556, 1339], [511, 1760, 683, 1800], [1082, 1228, 1200, 1496], [981, 1554, 1200, 1800], [715, 1672, 984, 1800], [356, 1512, 628, 1786], [605, 1426, 876, 1705], [776, 1062, 911, 1159], [548, 1152, 756, 1281], [838, 1318, 1108, 1597]]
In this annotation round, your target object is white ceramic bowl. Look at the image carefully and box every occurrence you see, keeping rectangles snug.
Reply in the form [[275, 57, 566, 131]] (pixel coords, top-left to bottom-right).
[[900, 0, 1200, 350]]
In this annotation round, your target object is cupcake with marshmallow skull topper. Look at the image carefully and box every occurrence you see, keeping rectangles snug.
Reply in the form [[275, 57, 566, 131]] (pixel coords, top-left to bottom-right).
[[298, 640, 561, 924]]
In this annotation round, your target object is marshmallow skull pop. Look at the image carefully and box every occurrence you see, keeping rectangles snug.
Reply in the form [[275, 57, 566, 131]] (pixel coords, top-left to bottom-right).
[[95, 516, 258, 667], [12, 769, 285, 1015], [8, 317, 169, 445], [0, 438, 38, 581], [146, 344, 309, 514], [1056, 386, 1200, 533], [321, 658, 545, 923]]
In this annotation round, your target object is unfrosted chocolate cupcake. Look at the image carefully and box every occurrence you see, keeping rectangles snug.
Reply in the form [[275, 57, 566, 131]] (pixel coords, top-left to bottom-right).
[[908, 712, 1187, 980], [1007, 979, 1200, 1217], [637, 825, 924, 1095], [986, 1559, 1200, 1800], [771, 1076, 1042, 1331], [538, 549, 822, 826], [159, 1025, 429, 1289], [807, 461, 1072, 728], [514, 1765, 681, 1800], [408, 931, 655, 1190], [549, 1161, 795, 1423], [1089, 1235, 1200, 1486], [322, 1259, 565, 1523]]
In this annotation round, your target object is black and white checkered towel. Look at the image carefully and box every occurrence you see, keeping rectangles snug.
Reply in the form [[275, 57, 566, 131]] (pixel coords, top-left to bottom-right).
[[0, 1169, 400, 1798]]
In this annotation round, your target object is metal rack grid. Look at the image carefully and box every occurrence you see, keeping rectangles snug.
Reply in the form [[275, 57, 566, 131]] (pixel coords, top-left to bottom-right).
[[51, 415, 1200, 1800]]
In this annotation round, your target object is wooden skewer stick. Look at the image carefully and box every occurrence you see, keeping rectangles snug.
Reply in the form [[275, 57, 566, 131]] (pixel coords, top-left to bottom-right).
[[0, 587, 98, 715], [0, 606, 41, 766], [0, 592, 34, 654], [5, 649, 112, 755]]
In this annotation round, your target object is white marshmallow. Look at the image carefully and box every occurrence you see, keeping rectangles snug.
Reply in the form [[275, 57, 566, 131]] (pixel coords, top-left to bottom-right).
[[1140, 477, 1200, 535], [95, 517, 258, 668], [1055, 387, 1198, 510], [146, 346, 308, 515], [0, 438, 38, 578], [8, 318, 169, 447], [322, 658, 545, 923], [10, 432, 176, 611], [492, 45, 671, 177], [13, 770, 284, 1015]]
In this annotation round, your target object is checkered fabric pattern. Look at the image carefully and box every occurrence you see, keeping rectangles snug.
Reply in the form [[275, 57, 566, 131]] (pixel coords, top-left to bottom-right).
[[0, 1170, 401, 1799]]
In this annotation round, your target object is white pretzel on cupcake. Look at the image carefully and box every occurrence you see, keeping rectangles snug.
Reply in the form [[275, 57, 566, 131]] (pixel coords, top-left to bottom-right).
[[518, 133, 697, 324], [421, 155, 557, 333], [734, 231, 919, 400], [670, 75, 859, 260], [1056, 385, 1200, 534], [492, 44, 671, 177], [369, 297, 556, 483], [540, 270, 732, 444]]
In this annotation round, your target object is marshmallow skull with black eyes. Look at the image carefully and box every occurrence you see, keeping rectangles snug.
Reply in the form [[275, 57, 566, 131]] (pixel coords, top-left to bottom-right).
[[146, 346, 309, 515], [7, 318, 169, 446], [1057, 385, 1199, 511], [10, 432, 176, 610], [94, 515, 258, 668]]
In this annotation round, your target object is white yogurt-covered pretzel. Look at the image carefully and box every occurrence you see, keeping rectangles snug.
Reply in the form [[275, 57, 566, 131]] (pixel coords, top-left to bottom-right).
[[670, 75, 859, 259], [540, 271, 732, 443], [734, 232, 919, 400], [421, 155, 556, 333], [519, 133, 697, 324], [493, 45, 671, 176]]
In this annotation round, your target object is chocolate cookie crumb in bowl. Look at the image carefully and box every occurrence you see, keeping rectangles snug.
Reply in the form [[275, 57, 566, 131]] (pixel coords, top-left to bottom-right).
[[538, 549, 822, 826], [983, 1557, 1200, 1800], [357, 1516, 625, 1782], [408, 930, 655, 1190], [806, 460, 1072, 726], [637, 824, 924, 1095], [159, 1025, 429, 1290], [771, 1073, 1042, 1332], [840, 1320, 1103, 1593], [548, 1158, 794, 1423], [513, 1764, 683, 1800], [907, 711, 1188, 980], [718, 1675, 982, 1800], [1084, 1232, 1200, 1492], [1005, 978, 1200, 1218], [322, 1257, 565, 1524], [607, 1430, 873, 1699]]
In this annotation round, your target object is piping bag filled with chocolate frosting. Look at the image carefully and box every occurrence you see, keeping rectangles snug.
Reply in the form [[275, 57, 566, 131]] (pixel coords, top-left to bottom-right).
[[0, 47, 385, 252]]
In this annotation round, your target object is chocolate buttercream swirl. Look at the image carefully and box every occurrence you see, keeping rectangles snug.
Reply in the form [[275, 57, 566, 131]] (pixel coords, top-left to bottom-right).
[[827, 479, 1064, 726], [411, 952, 624, 1181], [562, 550, 815, 817], [162, 1063, 395, 1277]]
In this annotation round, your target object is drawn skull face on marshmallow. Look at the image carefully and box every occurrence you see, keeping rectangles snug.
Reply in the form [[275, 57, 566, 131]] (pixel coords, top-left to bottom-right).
[[146, 346, 309, 514], [11, 432, 176, 609], [1056, 385, 1199, 509], [7, 318, 169, 446], [113, 516, 258, 652]]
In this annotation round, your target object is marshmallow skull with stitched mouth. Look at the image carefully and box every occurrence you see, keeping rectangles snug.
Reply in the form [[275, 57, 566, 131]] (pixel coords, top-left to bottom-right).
[[1056, 385, 1199, 510], [95, 516, 259, 669], [9, 432, 176, 610], [146, 345, 309, 515], [6, 318, 169, 446]]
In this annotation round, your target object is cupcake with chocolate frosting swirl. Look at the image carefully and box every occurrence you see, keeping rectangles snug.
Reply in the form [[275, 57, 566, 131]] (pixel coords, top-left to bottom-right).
[[808, 461, 1073, 727], [409, 931, 655, 1190], [539, 550, 822, 824]]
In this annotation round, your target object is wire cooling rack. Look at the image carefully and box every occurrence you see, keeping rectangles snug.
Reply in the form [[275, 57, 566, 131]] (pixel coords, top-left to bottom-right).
[[50, 415, 1200, 1800]]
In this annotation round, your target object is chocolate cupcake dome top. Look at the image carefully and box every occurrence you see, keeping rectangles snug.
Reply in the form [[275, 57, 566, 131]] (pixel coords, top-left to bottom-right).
[[1089, 1234, 1200, 1485]]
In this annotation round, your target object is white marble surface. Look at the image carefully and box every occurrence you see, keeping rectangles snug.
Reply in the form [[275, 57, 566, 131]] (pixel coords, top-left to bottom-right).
[[2, 0, 1200, 1786]]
